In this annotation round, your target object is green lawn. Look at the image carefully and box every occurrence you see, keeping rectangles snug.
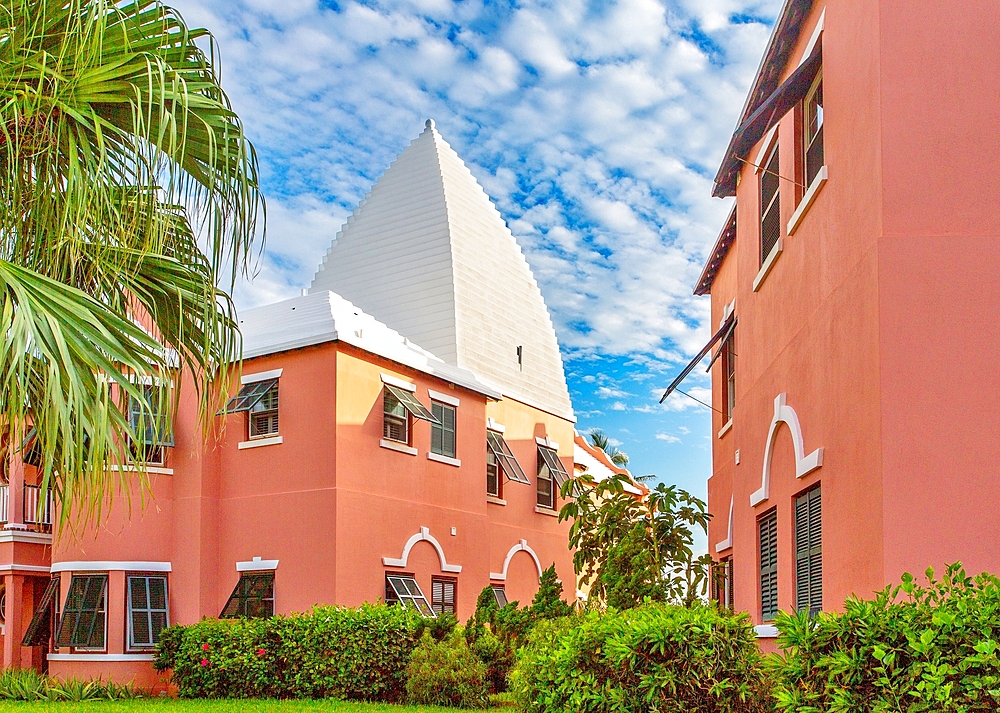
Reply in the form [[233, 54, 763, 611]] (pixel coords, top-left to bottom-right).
[[0, 701, 514, 713]]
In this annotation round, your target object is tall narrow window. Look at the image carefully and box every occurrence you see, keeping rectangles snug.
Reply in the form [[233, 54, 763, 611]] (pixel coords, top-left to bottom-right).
[[56, 575, 108, 650], [129, 385, 173, 464], [803, 72, 824, 187], [127, 574, 169, 649], [430, 402, 456, 458], [721, 329, 736, 424], [249, 382, 279, 438], [221, 572, 274, 618], [486, 450, 501, 498], [758, 508, 778, 622], [795, 485, 823, 615], [431, 577, 457, 616], [536, 446, 568, 510], [760, 144, 781, 264], [712, 557, 734, 610], [382, 385, 439, 446]]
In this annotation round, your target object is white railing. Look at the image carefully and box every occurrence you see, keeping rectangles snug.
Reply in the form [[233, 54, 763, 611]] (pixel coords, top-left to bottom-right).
[[23, 484, 53, 530], [0, 485, 7, 524]]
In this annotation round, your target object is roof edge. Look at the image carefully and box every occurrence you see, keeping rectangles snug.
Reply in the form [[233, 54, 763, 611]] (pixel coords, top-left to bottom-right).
[[694, 204, 738, 296]]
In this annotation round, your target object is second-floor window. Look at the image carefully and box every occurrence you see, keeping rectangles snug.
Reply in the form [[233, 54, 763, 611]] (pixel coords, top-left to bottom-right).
[[249, 382, 279, 438], [760, 144, 781, 265], [128, 385, 173, 465], [803, 71, 824, 187], [430, 402, 456, 458], [382, 384, 439, 446], [536, 445, 569, 510], [721, 329, 736, 423], [487, 431, 529, 499], [487, 450, 501, 498]]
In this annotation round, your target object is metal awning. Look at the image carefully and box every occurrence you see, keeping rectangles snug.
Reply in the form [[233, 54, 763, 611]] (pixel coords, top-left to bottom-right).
[[538, 445, 570, 487], [487, 431, 530, 484], [660, 313, 736, 404], [219, 379, 278, 414], [383, 384, 440, 423], [704, 315, 737, 372]]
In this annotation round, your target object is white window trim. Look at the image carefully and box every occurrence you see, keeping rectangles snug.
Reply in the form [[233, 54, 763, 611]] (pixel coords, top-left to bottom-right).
[[718, 419, 733, 439], [236, 557, 279, 572], [535, 436, 559, 450], [486, 418, 506, 433], [48, 653, 154, 662], [754, 125, 780, 172], [755, 624, 779, 639], [241, 368, 283, 385], [427, 389, 460, 407], [380, 439, 418, 456], [427, 452, 461, 467], [752, 238, 783, 292], [787, 166, 828, 236], [799, 9, 825, 64], [111, 465, 174, 475], [381, 373, 416, 392], [486, 496, 507, 506], [534, 505, 559, 517], [51, 561, 171, 573], [238, 436, 283, 450]]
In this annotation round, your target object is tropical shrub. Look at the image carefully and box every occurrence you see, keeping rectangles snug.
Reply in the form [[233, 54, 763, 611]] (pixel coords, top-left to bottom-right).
[[0, 669, 145, 701], [510, 602, 769, 713], [155, 603, 423, 700], [531, 565, 574, 620], [406, 630, 490, 708], [770, 563, 1000, 712]]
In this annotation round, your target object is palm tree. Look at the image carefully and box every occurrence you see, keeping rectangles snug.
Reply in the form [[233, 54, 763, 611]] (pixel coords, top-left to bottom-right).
[[587, 430, 629, 467], [0, 0, 262, 524]]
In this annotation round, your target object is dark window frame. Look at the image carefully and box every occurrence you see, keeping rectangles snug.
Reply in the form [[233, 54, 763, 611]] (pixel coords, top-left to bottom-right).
[[384, 573, 435, 617], [430, 401, 457, 458], [487, 431, 529, 485], [431, 576, 457, 616], [56, 574, 108, 651], [758, 508, 778, 622], [536, 451, 554, 509], [759, 142, 781, 265], [490, 585, 508, 609], [712, 556, 734, 610], [249, 382, 279, 439], [721, 330, 736, 424], [486, 448, 502, 498], [126, 573, 170, 651], [802, 69, 824, 188], [795, 485, 823, 616], [220, 571, 275, 619], [128, 384, 173, 464], [383, 390, 411, 444]]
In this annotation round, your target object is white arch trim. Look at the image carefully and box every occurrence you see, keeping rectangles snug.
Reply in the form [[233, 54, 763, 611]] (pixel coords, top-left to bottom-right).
[[750, 394, 823, 506], [382, 527, 462, 573], [715, 495, 734, 553], [490, 539, 543, 581]]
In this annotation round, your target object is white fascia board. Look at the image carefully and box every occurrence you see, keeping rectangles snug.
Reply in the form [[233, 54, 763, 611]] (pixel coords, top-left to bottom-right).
[[381, 373, 416, 392], [51, 561, 172, 573], [242, 331, 339, 360], [242, 368, 283, 385], [427, 389, 460, 407]]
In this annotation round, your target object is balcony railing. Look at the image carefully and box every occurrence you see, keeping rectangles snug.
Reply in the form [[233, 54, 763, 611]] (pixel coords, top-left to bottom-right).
[[23, 484, 54, 532]]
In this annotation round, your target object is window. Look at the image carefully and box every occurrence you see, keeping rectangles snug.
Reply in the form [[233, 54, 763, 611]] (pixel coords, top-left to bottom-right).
[[56, 574, 107, 650], [384, 574, 435, 617], [487, 431, 530, 498], [22, 577, 60, 647], [712, 557, 734, 610], [490, 585, 508, 608], [221, 572, 274, 618], [721, 329, 736, 424], [795, 485, 823, 616], [127, 574, 169, 649], [760, 144, 781, 265], [249, 382, 279, 438], [382, 385, 439, 445], [758, 508, 778, 622], [128, 385, 173, 464], [430, 402, 456, 458], [536, 446, 569, 509], [220, 378, 280, 440], [431, 576, 457, 616], [803, 71, 824, 187]]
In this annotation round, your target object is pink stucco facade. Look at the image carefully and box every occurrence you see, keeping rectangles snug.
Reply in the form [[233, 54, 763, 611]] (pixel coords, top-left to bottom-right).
[[700, 0, 1000, 646]]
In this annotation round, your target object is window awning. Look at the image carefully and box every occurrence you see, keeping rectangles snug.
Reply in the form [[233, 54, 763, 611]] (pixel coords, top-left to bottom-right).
[[219, 379, 278, 415], [384, 384, 440, 424], [660, 313, 736, 404], [704, 315, 737, 372], [22, 577, 59, 646], [487, 432, 530, 484], [538, 445, 570, 487], [713, 45, 822, 197]]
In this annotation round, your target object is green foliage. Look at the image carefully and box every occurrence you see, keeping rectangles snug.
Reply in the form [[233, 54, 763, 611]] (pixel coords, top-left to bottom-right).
[[416, 611, 458, 641], [155, 603, 424, 700], [587, 430, 629, 466], [769, 563, 1000, 712], [531, 565, 573, 620], [470, 629, 514, 696], [510, 602, 769, 713], [559, 471, 712, 608], [0, 669, 145, 700], [406, 630, 490, 708]]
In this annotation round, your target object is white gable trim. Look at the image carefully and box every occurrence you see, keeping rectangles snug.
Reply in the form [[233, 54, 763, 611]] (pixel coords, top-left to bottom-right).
[[489, 539, 543, 581], [383, 527, 462, 573], [750, 394, 824, 506]]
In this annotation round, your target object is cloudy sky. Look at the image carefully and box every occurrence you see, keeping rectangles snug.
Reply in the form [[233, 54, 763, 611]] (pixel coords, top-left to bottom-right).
[[172, 0, 779, 514]]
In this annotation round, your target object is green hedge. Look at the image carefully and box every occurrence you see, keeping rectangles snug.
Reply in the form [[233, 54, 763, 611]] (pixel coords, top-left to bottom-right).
[[154, 603, 423, 700], [510, 603, 770, 713], [406, 630, 490, 708], [770, 564, 1000, 712]]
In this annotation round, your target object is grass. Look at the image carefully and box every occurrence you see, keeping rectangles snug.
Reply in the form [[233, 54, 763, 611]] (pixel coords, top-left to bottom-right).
[[0, 699, 515, 713]]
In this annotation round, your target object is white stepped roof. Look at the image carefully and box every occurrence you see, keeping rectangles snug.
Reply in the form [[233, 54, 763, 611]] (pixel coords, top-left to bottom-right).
[[239, 290, 501, 399], [573, 439, 642, 496], [310, 120, 573, 421]]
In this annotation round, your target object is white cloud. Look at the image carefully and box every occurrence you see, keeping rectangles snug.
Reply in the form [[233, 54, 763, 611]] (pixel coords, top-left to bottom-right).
[[595, 386, 631, 399], [655, 432, 681, 443], [610, 401, 629, 411]]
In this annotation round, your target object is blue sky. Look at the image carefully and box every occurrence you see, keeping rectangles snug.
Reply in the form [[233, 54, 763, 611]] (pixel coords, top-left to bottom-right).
[[172, 0, 780, 521]]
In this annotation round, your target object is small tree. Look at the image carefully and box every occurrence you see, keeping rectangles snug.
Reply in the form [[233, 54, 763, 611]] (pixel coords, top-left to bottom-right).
[[559, 471, 712, 608], [531, 565, 573, 620]]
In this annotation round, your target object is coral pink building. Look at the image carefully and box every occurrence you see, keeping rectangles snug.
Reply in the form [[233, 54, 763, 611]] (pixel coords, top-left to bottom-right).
[[0, 122, 579, 685], [667, 0, 1000, 646]]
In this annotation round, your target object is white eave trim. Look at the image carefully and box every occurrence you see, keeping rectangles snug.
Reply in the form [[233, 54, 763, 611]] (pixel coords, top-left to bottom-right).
[[237, 557, 279, 572], [381, 373, 416, 392], [51, 561, 172, 573], [0, 564, 50, 573], [0, 531, 52, 545], [242, 368, 283, 385], [427, 389, 460, 407], [48, 654, 155, 662]]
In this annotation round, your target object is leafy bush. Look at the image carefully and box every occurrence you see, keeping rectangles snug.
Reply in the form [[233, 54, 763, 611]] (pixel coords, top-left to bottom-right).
[[531, 565, 573, 620], [406, 630, 490, 708], [0, 670, 145, 701], [770, 563, 1000, 712], [155, 603, 423, 700], [510, 602, 769, 713]]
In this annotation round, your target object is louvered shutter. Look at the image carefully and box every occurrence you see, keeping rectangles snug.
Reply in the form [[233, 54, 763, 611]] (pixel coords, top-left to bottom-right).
[[795, 486, 822, 615], [431, 577, 456, 615], [759, 509, 778, 622], [760, 147, 781, 263]]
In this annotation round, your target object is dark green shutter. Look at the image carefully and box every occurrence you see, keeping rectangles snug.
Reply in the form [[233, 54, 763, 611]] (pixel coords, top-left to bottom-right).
[[759, 509, 778, 621], [795, 486, 822, 615]]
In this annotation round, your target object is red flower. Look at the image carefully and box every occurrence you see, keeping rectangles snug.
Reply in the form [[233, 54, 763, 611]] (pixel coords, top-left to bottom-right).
[[200, 659, 209, 667], [202, 643, 210, 651], [256, 648, 266, 656]]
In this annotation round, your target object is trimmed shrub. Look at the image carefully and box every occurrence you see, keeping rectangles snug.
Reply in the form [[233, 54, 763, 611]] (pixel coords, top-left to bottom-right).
[[510, 602, 769, 713], [769, 564, 1000, 712], [155, 603, 423, 700], [406, 630, 490, 708]]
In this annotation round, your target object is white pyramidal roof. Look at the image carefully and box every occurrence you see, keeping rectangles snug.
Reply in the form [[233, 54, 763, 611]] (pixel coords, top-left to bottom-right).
[[239, 290, 501, 399], [573, 438, 642, 496], [310, 121, 574, 421]]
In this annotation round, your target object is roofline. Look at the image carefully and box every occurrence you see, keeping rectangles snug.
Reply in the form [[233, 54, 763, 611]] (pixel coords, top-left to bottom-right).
[[694, 204, 737, 296], [712, 0, 815, 197]]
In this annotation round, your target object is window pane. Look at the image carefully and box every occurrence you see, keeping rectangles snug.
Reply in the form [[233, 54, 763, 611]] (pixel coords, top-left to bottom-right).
[[130, 578, 148, 610], [148, 578, 167, 610], [132, 612, 151, 646], [150, 612, 168, 642]]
